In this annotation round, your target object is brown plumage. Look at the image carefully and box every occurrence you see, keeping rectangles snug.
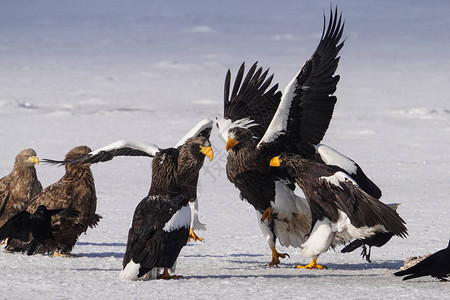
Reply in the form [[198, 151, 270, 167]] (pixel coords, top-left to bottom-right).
[[0, 149, 42, 227], [7, 146, 101, 255]]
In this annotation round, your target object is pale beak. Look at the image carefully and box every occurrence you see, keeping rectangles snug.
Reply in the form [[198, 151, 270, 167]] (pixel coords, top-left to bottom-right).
[[28, 156, 40, 165], [269, 156, 281, 167], [200, 146, 214, 161], [225, 138, 239, 152]]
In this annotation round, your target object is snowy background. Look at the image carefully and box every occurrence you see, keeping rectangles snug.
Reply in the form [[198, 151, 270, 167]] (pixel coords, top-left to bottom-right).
[[0, 0, 449, 298]]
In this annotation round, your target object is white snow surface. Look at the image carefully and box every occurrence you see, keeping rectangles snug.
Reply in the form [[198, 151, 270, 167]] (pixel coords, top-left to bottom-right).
[[1, 0, 449, 298]]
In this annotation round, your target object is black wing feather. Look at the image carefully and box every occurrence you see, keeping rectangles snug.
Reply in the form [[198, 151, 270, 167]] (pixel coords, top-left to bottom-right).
[[283, 7, 345, 151], [42, 148, 154, 166], [0, 211, 33, 242], [224, 62, 282, 141]]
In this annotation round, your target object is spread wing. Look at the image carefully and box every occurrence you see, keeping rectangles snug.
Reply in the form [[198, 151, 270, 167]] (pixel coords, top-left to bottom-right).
[[174, 119, 213, 148], [258, 7, 344, 153], [217, 62, 282, 141], [42, 140, 161, 165], [0, 211, 33, 242]]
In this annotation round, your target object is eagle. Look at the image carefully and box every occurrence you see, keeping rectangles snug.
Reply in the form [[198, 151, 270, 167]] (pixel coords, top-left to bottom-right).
[[217, 8, 348, 266], [44, 119, 214, 242], [341, 203, 400, 262], [394, 239, 450, 281], [0, 205, 79, 255], [117, 138, 213, 280], [0, 148, 42, 228], [6, 145, 101, 256], [269, 153, 407, 269]]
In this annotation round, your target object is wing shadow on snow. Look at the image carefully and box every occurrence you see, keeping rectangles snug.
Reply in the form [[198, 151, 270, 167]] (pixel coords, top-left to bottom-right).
[[76, 242, 127, 247], [75, 252, 124, 258], [298, 260, 405, 271]]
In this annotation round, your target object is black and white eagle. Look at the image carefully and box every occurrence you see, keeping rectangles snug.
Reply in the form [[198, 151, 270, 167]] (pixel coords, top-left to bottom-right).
[[217, 8, 351, 267], [394, 239, 450, 281], [269, 153, 407, 269], [0, 205, 79, 255], [43, 119, 213, 242], [117, 137, 213, 280]]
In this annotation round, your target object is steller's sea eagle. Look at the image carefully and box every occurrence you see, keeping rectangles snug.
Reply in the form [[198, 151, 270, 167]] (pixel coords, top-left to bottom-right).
[[43, 119, 213, 243], [394, 239, 450, 281], [0, 205, 79, 255], [269, 152, 407, 269], [217, 8, 351, 267], [0, 148, 42, 228], [6, 146, 101, 256], [118, 137, 213, 280]]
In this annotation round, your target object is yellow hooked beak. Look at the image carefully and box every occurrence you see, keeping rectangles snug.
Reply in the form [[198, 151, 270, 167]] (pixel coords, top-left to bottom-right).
[[200, 146, 214, 161], [28, 156, 40, 165], [269, 156, 281, 167], [225, 138, 239, 152]]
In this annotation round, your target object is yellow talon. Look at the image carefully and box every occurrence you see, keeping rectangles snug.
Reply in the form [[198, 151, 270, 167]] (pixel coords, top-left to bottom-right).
[[268, 246, 290, 267], [262, 208, 274, 223], [53, 250, 79, 258], [188, 228, 203, 242], [0, 238, 8, 246], [297, 258, 326, 270]]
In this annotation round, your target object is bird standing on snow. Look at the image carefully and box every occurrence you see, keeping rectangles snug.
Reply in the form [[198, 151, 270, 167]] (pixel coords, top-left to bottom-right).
[[217, 8, 346, 267], [0, 205, 79, 255], [0, 149, 42, 228], [394, 240, 450, 281], [7, 146, 101, 256], [269, 152, 408, 269], [119, 138, 213, 280]]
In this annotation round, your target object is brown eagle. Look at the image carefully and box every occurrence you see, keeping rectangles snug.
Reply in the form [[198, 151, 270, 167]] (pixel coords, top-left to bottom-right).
[[6, 145, 101, 256], [0, 148, 42, 228]]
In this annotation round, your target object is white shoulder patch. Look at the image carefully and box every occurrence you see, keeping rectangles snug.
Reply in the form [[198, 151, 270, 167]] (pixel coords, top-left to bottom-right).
[[91, 140, 160, 157], [315, 144, 358, 175], [321, 171, 358, 188], [257, 70, 299, 148], [163, 205, 191, 232], [174, 119, 213, 147]]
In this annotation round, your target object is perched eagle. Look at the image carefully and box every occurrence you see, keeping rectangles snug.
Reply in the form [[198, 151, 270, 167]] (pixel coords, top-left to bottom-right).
[[269, 153, 407, 268], [6, 146, 101, 256], [0, 205, 79, 255], [217, 8, 348, 266], [341, 203, 400, 262], [117, 138, 213, 280], [0, 148, 42, 228], [44, 119, 214, 242], [394, 240, 450, 281]]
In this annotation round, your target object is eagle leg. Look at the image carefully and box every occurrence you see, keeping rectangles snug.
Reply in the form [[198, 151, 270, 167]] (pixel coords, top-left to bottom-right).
[[0, 238, 8, 246], [268, 246, 290, 267], [188, 228, 203, 242], [158, 268, 183, 280], [261, 208, 274, 223], [297, 258, 327, 270]]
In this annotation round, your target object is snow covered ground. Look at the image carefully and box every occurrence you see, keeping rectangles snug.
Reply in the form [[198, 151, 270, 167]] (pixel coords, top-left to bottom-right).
[[0, 0, 449, 298]]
